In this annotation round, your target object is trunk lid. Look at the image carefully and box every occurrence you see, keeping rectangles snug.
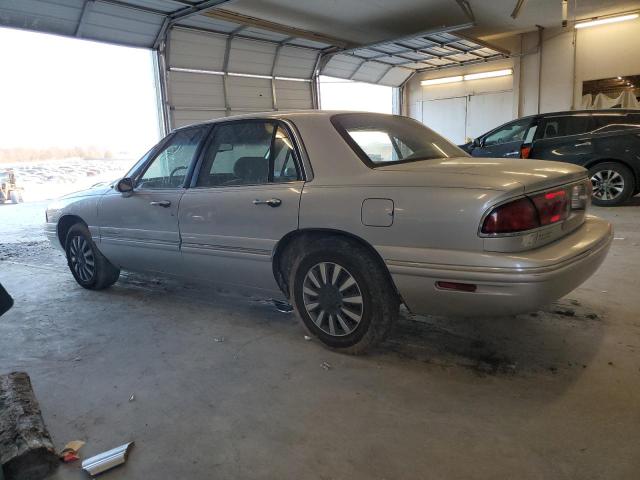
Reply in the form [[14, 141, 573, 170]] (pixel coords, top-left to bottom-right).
[[374, 157, 587, 192]]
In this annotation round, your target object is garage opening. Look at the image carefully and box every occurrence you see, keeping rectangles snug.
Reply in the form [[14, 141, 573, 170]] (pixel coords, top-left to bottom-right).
[[0, 27, 161, 202], [319, 75, 393, 113]]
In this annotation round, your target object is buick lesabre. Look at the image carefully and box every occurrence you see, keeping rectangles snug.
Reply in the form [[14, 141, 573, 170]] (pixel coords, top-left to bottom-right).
[[46, 111, 613, 353]]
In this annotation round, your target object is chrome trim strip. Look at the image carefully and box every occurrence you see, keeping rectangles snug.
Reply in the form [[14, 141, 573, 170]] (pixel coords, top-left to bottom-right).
[[181, 242, 270, 256], [181, 243, 272, 261], [386, 233, 611, 276], [100, 237, 178, 250]]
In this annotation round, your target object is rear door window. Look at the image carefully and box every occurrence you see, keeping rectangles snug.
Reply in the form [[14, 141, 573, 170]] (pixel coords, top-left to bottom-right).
[[539, 116, 593, 139], [195, 121, 301, 187]]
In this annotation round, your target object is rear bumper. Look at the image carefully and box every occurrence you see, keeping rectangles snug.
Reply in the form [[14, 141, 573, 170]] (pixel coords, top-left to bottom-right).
[[386, 216, 613, 316]]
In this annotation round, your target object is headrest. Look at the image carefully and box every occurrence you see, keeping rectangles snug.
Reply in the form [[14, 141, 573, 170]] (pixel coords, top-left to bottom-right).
[[234, 156, 269, 183]]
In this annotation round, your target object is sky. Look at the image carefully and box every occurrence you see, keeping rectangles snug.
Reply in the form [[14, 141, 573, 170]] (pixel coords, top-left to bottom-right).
[[0, 27, 392, 159], [0, 28, 161, 157]]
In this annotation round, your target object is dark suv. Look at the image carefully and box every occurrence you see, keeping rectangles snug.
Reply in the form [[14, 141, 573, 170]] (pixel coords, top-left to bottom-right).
[[461, 110, 640, 206]]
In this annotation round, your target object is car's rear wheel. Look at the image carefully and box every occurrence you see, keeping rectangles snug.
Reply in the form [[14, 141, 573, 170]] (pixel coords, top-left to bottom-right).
[[65, 224, 120, 290], [589, 162, 635, 206], [289, 237, 399, 354]]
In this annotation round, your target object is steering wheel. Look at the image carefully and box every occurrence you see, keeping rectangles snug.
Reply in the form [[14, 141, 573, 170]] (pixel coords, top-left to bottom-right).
[[169, 166, 188, 185]]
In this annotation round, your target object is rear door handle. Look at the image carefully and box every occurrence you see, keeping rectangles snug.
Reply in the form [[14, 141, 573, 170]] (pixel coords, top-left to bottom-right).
[[252, 198, 282, 207], [150, 200, 171, 208], [574, 141, 592, 147]]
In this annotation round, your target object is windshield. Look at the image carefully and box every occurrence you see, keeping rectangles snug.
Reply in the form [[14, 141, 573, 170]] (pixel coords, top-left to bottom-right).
[[331, 113, 467, 167]]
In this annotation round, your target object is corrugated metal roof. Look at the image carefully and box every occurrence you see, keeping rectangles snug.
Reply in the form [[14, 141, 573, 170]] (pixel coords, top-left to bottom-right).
[[0, 0, 508, 87]]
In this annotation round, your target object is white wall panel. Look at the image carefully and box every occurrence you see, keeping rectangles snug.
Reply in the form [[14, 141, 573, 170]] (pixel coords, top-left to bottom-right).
[[275, 46, 318, 79], [275, 80, 312, 109], [228, 38, 277, 76], [169, 29, 227, 71], [226, 76, 273, 110], [168, 71, 225, 109]]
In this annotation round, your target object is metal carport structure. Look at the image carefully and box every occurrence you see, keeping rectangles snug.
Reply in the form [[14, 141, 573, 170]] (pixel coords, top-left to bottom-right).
[[0, 0, 508, 131]]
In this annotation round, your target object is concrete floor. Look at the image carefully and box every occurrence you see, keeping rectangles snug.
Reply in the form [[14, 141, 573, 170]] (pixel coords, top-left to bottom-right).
[[1, 200, 639, 479]]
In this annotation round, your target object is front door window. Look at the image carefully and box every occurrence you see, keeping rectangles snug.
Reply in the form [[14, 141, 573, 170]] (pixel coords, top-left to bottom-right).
[[483, 118, 532, 147], [137, 127, 207, 189]]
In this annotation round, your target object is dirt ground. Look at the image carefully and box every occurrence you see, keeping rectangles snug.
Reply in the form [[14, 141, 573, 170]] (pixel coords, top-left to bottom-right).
[[0, 200, 639, 479]]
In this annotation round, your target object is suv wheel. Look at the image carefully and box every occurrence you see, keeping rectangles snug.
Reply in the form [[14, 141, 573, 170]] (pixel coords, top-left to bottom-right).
[[289, 237, 399, 354], [65, 224, 120, 290], [589, 162, 634, 206]]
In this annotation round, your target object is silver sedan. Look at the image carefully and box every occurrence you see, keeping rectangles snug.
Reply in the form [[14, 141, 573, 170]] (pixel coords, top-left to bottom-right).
[[46, 111, 613, 353]]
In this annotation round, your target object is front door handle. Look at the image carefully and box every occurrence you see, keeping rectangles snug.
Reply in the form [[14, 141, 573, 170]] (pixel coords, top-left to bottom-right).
[[252, 198, 282, 207], [150, 200, 171, 208]]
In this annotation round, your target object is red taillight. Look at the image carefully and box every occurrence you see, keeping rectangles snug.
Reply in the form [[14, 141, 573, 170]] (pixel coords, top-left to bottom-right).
[[520, 145, 532, 158], [481, 197, 540, 234], [482, 187, 574, 235], [531, 189, 569, 226]]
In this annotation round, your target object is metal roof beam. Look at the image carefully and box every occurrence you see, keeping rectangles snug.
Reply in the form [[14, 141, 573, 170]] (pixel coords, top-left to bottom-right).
[[75, 0, 94, 37], [154, 0, 234, 49], [96, 0, 167, 16], [339, 23, 473, 57], [202, 9, 354, 49]]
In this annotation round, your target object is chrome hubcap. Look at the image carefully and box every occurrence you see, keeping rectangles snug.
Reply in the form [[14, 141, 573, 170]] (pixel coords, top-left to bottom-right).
[[69, 236, 95, 282], [302, 262, 363, 337], [591, 170, 624, 201]]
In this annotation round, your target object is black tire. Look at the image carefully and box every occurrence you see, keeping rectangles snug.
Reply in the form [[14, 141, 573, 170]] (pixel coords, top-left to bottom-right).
[[589, 162, 635, 206], [289, 237, 399, 354], [65, 223, 120, 290]]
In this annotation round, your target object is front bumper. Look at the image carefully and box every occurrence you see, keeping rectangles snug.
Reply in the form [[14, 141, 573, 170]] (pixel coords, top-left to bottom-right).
[[386, 216, 613, 317], [44, 222, 63, 251]]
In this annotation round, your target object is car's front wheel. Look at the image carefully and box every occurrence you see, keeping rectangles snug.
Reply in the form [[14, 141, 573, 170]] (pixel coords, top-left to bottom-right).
[[65, 224, 120, 290], [589, 162, 635, 206], [290, 237, 399, 354]]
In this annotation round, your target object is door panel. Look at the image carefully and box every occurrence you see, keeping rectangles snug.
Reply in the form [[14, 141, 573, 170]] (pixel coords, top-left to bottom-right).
[[179, 119, 303, 293], [421, 97, 467, 144], [98, 189, 185, 274], [97, 126, 208, 275], [179, 183, 302, 292]]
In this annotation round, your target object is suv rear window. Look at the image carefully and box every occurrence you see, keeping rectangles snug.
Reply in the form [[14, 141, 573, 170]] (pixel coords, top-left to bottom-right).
[[331, 113, 466, 167]]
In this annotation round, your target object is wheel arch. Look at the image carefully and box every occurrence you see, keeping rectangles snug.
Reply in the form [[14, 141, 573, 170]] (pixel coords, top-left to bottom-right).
[[57, 215, 88, 248], [272, 228, 400, 301]]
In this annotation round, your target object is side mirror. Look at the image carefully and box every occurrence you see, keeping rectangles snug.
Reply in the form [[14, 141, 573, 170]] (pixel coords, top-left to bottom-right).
[[473, 137, 481, 147], [116, 177, 134, 194]]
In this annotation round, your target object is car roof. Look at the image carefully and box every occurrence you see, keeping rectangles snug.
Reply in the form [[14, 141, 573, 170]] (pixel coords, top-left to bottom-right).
[[173, 110, 398, 131], [536, 109, 639, 119]]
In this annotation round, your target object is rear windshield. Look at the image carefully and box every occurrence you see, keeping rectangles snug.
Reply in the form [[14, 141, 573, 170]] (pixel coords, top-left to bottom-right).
[[331, 113, 466, 167]]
